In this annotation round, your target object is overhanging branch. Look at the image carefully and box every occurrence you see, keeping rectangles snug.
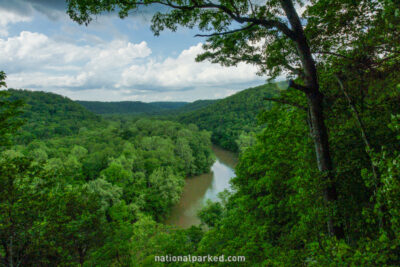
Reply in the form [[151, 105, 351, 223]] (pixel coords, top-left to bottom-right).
[[283, 63, 304, 78], [150, 0, 297, 40], [194, 23, 256, 37], [288, 80, 309, 93]]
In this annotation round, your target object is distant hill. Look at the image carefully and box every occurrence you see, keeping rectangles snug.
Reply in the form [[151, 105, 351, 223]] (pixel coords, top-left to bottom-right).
[[149, 102, 188, 110], [5, 83, 284, 150], [76, 100, 188, 115], [7, 89, 102, 144], [168, 100, 218, 115], [177, 83, 285, 151]]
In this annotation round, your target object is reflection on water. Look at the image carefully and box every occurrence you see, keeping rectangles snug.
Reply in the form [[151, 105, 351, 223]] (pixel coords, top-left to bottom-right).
[[165, 145, 237, 228]]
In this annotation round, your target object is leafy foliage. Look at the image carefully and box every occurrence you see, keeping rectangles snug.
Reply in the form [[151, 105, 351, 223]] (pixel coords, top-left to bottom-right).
[[0, 75, 24, 147], [0, 90, 215, 265], [1, 0, 400, 265], [7, 89, 103, 144], [177, 83, 283, 151]]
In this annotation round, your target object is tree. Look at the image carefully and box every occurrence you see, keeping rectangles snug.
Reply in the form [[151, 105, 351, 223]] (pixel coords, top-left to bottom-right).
[[0, 72, 24, 147], [66, 0, 344, 237], [0, 152, 36, 267], [145, 167, 184, 220]]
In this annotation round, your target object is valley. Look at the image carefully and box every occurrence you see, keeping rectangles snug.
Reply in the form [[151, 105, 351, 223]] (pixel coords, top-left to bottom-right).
[[1, 0, 400, 265]]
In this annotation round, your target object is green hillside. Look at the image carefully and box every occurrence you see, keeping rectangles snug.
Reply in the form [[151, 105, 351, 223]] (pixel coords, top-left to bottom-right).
[[77, 100, 161, 114], [177, 82, 284, 151], [168, 99, 218, 115], [149, 101, 188, 110], [7, 89, 102, 144]]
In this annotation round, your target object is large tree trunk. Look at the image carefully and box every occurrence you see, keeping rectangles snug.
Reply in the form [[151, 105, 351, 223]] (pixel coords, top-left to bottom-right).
[[280, 0, 345, 239], [307, 91, 344, 238]]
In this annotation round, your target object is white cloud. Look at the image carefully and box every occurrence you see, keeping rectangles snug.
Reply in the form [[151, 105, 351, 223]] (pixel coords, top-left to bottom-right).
[[1, 31, 152, 89], [120, 43, 262, 90], [0, 8, 32, 37], [2, 31, 265, 101]]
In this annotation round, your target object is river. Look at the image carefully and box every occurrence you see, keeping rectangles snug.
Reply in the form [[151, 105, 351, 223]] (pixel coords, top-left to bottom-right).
[[165, 145, 238, 228]]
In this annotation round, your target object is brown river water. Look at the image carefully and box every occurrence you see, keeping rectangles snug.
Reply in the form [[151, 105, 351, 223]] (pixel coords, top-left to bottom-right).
[[165, 145, 238, 228]]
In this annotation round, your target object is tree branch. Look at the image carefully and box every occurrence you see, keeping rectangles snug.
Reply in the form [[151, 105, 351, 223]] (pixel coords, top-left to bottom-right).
[[312, 51, 354, 60], [334, 74, 378, 180], [334, 73, 385, 228], [283, 63, 305, 78], [194, 23, 256, 37], [288, 80, 309, 93], [150, 0, 297, 40], [248, 0, 255, 15], [372, 54, 400, 67]]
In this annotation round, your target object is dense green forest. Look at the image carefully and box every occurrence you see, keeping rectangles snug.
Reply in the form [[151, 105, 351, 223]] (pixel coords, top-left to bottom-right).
[[83, 83, 280, 152], [78, 84, 276, 152], [177, 83, 283, 151], [1, 87, 215, 265], [77, 99, 218, 116], [166, 100, 218, 115], [8, 89, 103, 144], [2, 0, 400, 266]]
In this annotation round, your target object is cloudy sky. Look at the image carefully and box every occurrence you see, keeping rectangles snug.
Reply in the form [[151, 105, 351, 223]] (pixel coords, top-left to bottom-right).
[[0, 0, 267, 102]]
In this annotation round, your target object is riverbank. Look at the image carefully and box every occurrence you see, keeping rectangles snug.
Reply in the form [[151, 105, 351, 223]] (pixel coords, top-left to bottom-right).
[[165, 145, 238, 228]]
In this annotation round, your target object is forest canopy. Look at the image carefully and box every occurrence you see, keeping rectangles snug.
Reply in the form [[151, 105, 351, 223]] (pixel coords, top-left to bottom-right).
[[1, 89, 215, 265], [1, 0, 400, 266]]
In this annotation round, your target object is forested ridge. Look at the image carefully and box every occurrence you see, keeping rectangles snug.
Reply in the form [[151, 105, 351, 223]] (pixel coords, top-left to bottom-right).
[[166, 99, 218, 115], [8, 89, 103, 144], [176, 83, 284, 151], [76, 84, 273, 153], [77, 100, 189, 115], [76, 99, 218, 116], [76, 83, 281, 152], [1, 0, 400, 266], [77, 83, 279, 152]]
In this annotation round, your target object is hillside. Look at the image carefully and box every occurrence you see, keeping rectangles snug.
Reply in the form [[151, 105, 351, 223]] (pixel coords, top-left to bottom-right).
[[149, 101, 188, 110], [6, 83, 282, 150], [168, 99, 218, 115], [7, 89, 102, 144], [77, 100, 188, 115], [177, 83, 285, 151]]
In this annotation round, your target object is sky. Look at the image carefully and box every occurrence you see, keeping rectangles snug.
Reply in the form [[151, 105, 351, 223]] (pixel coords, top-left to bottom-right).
[[0, 0, 268, 102]]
